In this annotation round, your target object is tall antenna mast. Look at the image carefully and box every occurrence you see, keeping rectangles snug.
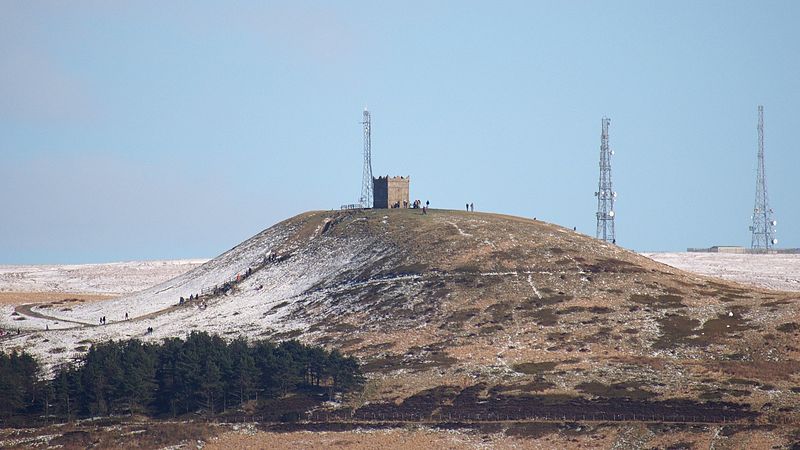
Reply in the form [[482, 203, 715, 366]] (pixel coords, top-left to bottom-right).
[[750, 105, 777, 250], [595, 117, 616, 243], [360, 108, 373, 208]]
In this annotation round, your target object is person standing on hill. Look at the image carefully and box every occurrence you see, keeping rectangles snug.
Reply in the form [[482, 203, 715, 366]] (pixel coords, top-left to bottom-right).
[[466, 203, 469, 211], [470, 203, 474, 212]]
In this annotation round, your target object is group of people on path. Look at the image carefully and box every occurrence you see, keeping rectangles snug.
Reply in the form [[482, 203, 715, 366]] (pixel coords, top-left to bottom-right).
[[98, 311, 130, 326], [237, 268, 254, 282], [187, 252, 279, 304], [465, 203, 474, 212], [179, 293, 202, 304], [411, 199, 430, 214]]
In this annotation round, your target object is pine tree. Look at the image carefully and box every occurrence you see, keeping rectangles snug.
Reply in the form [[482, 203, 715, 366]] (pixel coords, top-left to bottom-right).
[[154, 338, 182, 416], [251, 340, 277, 397], [307, 347, 328, 387], [0, 352, 26, 416], [326, 350, 364, 401], [115, 340, 157, 414], [228, 337, 259, 405], [52, 364, 80, 421], [199, 359, 223, 414], [175, 336, 204, 413]]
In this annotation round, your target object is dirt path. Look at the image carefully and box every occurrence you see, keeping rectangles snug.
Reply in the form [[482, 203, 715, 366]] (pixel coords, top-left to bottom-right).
[[10, 290, 220, 331], [14, 304, 97, 327], [12, 300, 192, 330]]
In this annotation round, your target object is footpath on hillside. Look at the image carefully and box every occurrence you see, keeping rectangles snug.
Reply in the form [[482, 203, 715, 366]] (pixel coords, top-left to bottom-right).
[[7, 251, 287, 334]]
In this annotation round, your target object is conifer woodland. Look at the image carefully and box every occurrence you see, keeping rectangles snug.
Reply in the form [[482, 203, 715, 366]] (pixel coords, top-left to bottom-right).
[[0, 332, 363, 424]]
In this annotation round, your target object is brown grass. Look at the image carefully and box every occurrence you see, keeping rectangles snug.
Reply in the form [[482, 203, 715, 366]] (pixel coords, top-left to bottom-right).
[[201, 423, 797, 450], [0, 421, 218, 450], [205, 428, 541, 450], [0, 292, 116, 306]]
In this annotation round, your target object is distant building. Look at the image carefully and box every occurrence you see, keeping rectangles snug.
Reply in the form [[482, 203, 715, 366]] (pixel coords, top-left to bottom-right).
[[373, 176, 410, 209], [687, 246, 800, 254], [687, 246, 747, 254]]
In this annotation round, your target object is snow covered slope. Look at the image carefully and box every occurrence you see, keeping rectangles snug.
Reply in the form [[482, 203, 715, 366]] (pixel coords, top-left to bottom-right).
[[0, 260, 207, 295], [0, 210, 392, 368]]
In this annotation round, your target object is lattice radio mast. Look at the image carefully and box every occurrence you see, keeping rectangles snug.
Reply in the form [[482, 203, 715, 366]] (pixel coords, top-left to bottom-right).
[[360, 108, 373, 208], [595, 117, 616, 244], [750, 105, 777, 250]]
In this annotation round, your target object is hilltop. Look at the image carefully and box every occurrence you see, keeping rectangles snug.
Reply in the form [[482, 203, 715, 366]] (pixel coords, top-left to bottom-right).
[[3, 208, 800, 436]]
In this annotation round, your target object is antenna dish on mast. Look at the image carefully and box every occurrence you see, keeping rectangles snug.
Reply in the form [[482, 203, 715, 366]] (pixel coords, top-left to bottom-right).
[[595, 117, 616, 244], [750, 105, 777, 250]]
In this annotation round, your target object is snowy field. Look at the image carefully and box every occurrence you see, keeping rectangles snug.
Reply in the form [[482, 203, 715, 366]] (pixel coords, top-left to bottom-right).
[[643, 252, 800, 293], [0, 260, 208, 295], [2, 238, 799, 372]]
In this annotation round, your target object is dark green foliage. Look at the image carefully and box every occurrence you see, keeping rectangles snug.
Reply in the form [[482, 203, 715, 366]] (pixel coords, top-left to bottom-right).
[[78, 339, 157, 415], [227, 337, 258, 407], [52, 364, 80, 420], [0, 350, 41, 418], [0, 332, 363, 421]]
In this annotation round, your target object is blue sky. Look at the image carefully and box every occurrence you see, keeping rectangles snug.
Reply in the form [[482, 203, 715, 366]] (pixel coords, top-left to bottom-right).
[[1, 1, 798, 263]]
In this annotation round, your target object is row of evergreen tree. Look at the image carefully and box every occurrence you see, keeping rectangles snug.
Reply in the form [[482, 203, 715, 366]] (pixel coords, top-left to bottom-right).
[[0, 332, 363, 421]]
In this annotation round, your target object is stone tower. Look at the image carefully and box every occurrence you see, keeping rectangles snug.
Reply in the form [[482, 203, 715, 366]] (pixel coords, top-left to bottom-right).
[[373, 176, 410, 209]]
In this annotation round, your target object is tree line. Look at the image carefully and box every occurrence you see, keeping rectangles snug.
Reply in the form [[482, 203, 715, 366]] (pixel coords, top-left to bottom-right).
[[0, 332, 363, 422]]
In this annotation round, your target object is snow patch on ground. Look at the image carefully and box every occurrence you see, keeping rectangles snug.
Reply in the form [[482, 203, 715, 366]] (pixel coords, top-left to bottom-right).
[[527, 274, 543, 300], [0, 260, 207, 295], [643, 252, 800, 292], [445, 221, 472, 237]]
